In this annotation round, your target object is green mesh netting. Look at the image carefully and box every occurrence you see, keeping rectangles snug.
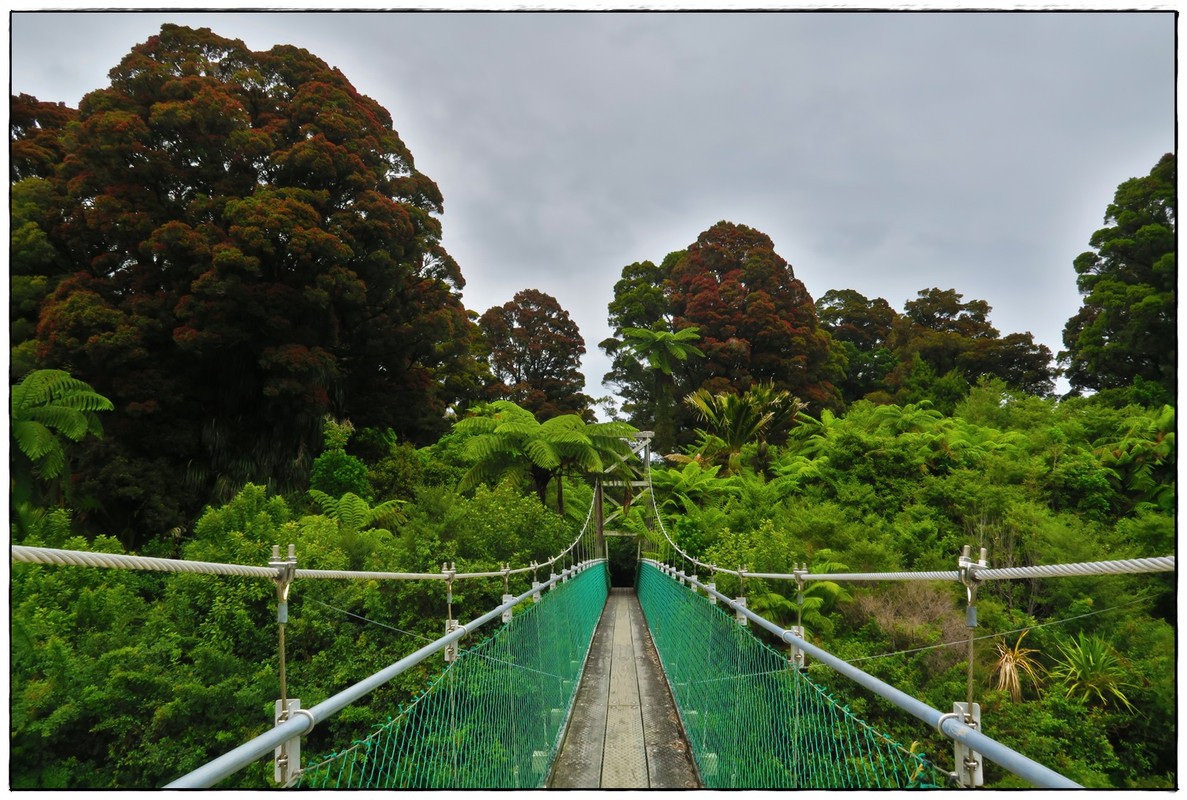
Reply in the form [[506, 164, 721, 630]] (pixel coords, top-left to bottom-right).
[[295, 562, 608, 788], [636, 562, 943, 789]]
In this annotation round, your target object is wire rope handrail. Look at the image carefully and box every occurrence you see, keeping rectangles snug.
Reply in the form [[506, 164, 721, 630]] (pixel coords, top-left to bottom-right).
[[11, 545, 278, 577], [743, 555, 1176, 582], [639, 456, 1173, 583], [11, 483, 603, 583]]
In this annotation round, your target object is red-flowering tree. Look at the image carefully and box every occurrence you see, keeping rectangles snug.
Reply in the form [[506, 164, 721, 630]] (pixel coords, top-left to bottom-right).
[[20, 25, 485, 542], [479, 289, 592, 420], [10, 93, 75, 181], [665, 221, 843, 410], [602, 222, 842, 450]]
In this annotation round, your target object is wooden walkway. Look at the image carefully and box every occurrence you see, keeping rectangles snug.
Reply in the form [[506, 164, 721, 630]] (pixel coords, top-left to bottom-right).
[[549, 588, 700, 789]]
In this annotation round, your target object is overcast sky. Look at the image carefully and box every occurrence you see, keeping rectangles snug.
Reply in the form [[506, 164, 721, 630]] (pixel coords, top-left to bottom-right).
[[10, 9, 1176, 411]]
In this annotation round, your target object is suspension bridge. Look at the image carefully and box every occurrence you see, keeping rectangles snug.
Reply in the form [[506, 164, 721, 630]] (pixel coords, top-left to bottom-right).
[[11, 434, 1175, 790]]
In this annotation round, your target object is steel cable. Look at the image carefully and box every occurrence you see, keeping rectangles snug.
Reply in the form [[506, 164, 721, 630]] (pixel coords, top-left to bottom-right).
[[11, 545, 277, 577]]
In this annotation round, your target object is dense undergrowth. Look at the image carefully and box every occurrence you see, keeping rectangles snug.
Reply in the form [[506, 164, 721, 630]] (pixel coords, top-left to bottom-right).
[[10, 382, 1175, 788]]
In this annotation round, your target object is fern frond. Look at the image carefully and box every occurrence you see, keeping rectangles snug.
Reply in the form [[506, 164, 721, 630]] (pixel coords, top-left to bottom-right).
[[454, 415, 499, 435], [12, 420, 59, 461], [367, 498, 406, 528], [464, 433, 521, 462], [493, 420, 539, 437], [50, 391, 115, 413], [23, 406, 96, 442], [336, 493, 369, 531], [541, 415, 584, 432], [308, 489, 337, 515], [523, 440, 561, 470], [459, 458, 521, 493], [37, 447, 67, 481]]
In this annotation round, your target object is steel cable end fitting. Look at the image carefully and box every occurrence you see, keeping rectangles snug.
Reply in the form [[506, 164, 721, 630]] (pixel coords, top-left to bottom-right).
[[271, 544, 297, 620], [958, 546, 989, 626]]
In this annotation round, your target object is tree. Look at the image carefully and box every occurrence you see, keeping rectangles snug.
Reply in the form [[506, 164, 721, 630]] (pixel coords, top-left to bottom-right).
[[619, 325, 704, 453], [682, 383, 806, 474], [21, 25, 484, 542], [309, 418, 370, 500], [1094, 404, 1175, 514], [601, 223, 842, 448], [816, 289, 899, 404], [455, 400, 636, 514], [10, 93, 75, 181], [667, 221, 842, 409], [600, 255, 690, 431], [11, 370, 114, 511], [875, 289, 1055, 405], [11, 179, 70, 378], [10, 97, 79, 377], [479, 289, 592, 420], [817, 288, 897, 351], [1061, 153, 1176, 399]]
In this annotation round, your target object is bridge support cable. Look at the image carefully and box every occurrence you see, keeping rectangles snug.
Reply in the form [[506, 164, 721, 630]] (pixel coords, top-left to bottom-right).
[[11, 544, 279, 577], [641, 560, 1082, 789], [166, 560, 608, 789]]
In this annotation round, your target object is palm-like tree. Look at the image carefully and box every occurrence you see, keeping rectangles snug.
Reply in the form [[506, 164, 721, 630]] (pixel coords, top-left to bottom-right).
[[621, 326, 704, 453], [862, 401, 945, 436], [622, 326, 705, 375], [797, 550, 853, 637], [683, 383, 806, 473], [11, 369, 114, 507], [456, 400, 637, 514], [748, 550, 852, 638], [650, 460, 737, 514]]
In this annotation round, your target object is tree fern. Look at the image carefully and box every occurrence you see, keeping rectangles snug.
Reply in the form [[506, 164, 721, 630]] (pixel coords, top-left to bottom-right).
[[455, 401, 636, 513], [308, 489, 404, 532], [11, 370, 113, 509]]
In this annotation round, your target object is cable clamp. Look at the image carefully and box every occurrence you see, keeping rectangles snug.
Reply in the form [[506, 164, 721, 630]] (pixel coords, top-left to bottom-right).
[[289, 707, 316, 734], [935, 711, 962, 735]]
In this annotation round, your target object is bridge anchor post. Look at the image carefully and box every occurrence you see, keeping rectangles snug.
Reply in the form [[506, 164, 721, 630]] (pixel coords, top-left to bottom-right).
[[953, 545, 988, 787], [734, 566, 747, 625], [269, 544, 299, 786], [950, 701, 984, 787]]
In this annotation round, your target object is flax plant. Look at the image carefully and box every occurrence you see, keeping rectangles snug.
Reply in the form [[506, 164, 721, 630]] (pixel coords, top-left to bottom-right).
[[992, 629, 1044, 702], [1048, 632, 1136, 711]]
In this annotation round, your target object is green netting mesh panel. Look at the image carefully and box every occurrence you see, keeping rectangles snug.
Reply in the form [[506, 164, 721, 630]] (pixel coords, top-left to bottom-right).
[[636, 562, 942, 789], [295, 562, 608, 788]]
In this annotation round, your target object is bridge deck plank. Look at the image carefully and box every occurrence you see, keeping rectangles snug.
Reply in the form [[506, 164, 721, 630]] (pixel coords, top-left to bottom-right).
[[549, 587, 699, 789]]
